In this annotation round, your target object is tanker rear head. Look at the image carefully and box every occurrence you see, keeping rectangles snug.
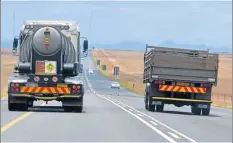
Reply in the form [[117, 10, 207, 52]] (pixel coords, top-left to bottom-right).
[[12, 26, 88, 80]]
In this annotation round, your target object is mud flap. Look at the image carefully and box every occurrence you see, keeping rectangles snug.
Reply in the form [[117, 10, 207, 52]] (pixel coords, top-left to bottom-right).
[[62, 97, 83, 107]]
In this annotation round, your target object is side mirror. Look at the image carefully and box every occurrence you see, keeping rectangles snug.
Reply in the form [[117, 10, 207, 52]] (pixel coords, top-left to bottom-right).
[[12, 37, 18, 54], [13, 37, 18, 49], [83, 40, 88, 53]]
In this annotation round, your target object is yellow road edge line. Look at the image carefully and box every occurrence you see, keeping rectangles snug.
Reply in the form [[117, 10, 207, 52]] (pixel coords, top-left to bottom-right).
[[1, 103, 46, 134]]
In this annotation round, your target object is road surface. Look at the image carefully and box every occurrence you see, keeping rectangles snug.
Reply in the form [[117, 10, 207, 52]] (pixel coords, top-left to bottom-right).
[[1, 53, 232, 142]]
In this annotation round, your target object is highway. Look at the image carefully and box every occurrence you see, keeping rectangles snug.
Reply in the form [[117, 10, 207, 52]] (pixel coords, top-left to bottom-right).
[[1, 54, 232, 142]]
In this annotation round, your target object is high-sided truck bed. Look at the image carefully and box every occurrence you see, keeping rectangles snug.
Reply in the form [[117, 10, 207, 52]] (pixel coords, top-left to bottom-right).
[[143, 45, 219, 85]]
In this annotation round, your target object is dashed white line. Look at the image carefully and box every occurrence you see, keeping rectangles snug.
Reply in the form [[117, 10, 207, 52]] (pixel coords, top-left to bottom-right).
[[150, 120, 158, 126], [84, 70, 197, 143], [110, 99, 197, 143], [168, 132, 180, 139], [97, 92, 177, 143]]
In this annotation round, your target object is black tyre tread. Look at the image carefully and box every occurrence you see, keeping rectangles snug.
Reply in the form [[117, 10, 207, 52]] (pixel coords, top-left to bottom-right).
[[148, 105, 155, 112], [64, 107, 73, 112], [145, 96, 148, 110], [8, 103, 16, 111], [17, 103, 28, 111], [156, 105, 164, 112], [202, 108, 210, 116], [193, 107, 201, 115], [74, 106, 83, 113]]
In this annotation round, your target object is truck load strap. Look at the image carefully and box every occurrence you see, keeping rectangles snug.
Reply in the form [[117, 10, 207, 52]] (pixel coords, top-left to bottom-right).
[[159, 85, 206, 93], [152, 97, 212, 103], [20, 86, 71, 94]]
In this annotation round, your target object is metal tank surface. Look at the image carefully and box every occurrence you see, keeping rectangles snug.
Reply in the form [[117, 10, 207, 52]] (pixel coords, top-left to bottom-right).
[[33, 27, 61, 56], [19, 26, 76, 63]]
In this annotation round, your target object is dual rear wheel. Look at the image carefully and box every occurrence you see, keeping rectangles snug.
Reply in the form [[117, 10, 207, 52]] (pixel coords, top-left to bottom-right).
[[191, 106, 210, 116], [145, 94, 164, 112]]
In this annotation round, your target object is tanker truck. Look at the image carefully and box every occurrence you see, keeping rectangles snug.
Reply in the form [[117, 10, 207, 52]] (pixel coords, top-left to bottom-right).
[[143, 45, 219, 116], [8, 20, 88, 112]]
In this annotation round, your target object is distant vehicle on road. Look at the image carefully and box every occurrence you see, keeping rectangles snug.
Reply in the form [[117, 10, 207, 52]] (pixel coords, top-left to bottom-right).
[[110, 81, 120, 89], [88, 68, 94, 74]]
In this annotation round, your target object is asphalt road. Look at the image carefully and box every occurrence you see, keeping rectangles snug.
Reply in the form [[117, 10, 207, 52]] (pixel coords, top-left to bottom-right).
[[1, 53, 232, 142]]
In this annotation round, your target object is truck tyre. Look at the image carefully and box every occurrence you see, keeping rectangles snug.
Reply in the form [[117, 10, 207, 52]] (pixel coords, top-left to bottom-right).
[[74, 106, 83, 113], [17, 103, 29, 111], [8, 101, 17, 111], [147, 95, 155, 112], [144, 95, 148, 110], [74, 97, 83, 113], [202, 108, 210, 116], [64, 107, 73, 112], [8, 95, 16, 111], [191, 107, 201, 115], [156, 104, 164, 112], [27, 100, 33, 107]]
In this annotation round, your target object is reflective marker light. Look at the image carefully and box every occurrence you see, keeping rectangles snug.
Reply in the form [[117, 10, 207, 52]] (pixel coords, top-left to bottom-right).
[[154, 80, 163, 85], [52, 76, 58, 82], [34, 76, 40, 82], [10, 83, 20, 92], [71, 85, 81, 94]]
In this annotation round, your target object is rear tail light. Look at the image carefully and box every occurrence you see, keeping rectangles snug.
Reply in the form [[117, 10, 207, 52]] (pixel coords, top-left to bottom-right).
[[200, 83, 211, 87], [52, 76, 58, 82], [10, 83, 20, 92], [34, 76, 40, 82], [71, 85, 81, 94], [154, 80, 163, 85]]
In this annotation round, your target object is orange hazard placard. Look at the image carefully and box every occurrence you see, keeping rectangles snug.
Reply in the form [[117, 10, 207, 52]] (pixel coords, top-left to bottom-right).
[[35, 61, 45, 75]]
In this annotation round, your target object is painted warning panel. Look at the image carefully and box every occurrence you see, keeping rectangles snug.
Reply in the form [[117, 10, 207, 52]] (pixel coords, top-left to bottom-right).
[[35, 61, 57, 75]]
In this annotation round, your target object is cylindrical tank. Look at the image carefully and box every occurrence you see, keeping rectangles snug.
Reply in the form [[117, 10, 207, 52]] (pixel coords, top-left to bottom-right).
[[19, 26, 76, 63]]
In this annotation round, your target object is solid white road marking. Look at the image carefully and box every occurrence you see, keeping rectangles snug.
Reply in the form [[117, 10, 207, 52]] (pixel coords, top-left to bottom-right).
[[129, 109, 133, 112], [137, 113, 143, 117], [150, 120, 158, 126], [109, 100, 197, 143], [84, 70, 197, 143], [97, 93, 177, 143], [168, 132, 180, 139]]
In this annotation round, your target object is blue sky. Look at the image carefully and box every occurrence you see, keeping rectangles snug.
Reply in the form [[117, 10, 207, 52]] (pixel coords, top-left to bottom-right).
[[1, 1, 232, 49]]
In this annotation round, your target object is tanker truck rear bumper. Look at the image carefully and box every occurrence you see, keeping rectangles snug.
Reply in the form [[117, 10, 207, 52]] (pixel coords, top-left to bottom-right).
[[8, 83, 84, 112]]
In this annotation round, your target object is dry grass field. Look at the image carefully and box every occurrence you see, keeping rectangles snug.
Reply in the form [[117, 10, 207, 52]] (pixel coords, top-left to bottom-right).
[[92, 49, 232, 108], [1, 49, 19, 98]]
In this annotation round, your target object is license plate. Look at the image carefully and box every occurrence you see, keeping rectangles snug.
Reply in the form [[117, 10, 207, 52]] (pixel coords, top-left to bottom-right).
[[57, 84, 67, 87], [152, 101, 162, 105], [198, 104, 208, 109], [25, 82, 38, 87], [176, 82, 189, 86]]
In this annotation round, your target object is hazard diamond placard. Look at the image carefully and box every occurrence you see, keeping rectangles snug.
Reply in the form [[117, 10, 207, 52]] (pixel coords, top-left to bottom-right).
[[45, 61, 57, 74], [35, 60, 57, 75]]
